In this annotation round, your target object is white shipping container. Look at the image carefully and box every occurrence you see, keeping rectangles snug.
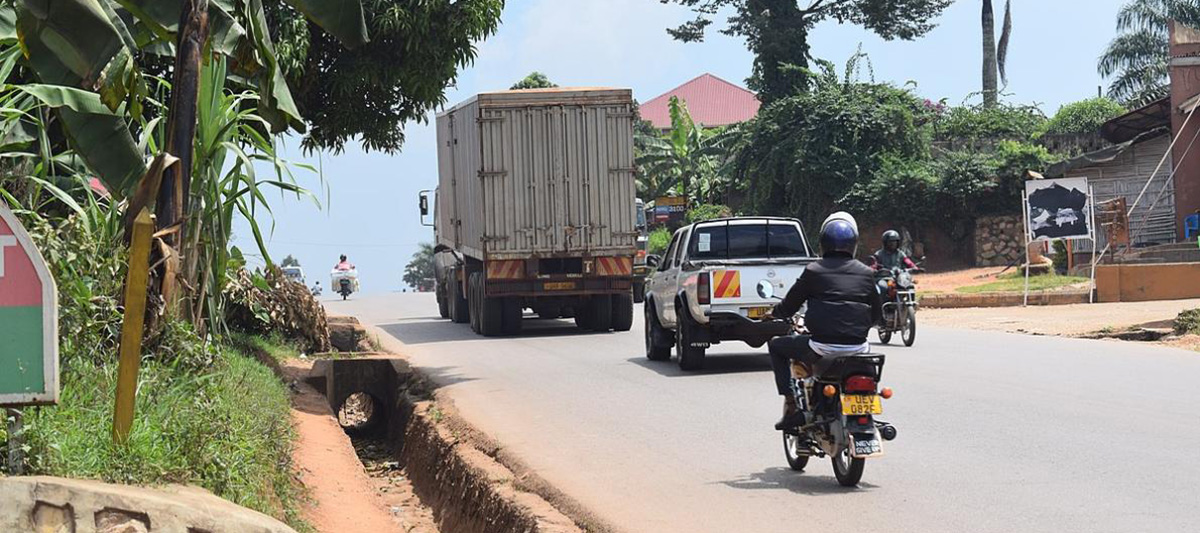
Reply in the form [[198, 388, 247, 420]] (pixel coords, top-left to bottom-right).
[[435, 88, 638, 262]]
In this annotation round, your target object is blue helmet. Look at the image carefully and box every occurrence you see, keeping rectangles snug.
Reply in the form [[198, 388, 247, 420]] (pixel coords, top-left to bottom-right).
[[819, 212, 859, 257]]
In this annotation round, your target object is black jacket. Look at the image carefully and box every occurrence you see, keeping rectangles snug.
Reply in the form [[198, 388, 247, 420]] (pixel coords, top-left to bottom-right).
[[772, 254, 882, 345]]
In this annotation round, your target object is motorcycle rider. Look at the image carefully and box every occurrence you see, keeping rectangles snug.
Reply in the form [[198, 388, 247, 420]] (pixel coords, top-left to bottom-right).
[[764, 212, 882, 430], [871, 230, 917, 272], [334, 254, 355, 271]]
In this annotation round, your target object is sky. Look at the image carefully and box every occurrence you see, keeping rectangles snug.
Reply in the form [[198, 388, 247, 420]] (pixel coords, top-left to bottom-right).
[[235, 0, 1133, 294]]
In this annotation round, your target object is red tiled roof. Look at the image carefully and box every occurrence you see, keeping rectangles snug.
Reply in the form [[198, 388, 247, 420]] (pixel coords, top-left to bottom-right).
[[640, 73, 760, 129]]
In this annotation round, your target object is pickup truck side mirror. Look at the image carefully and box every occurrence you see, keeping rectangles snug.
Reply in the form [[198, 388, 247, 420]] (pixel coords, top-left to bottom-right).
[[646, 254, 661, 268]]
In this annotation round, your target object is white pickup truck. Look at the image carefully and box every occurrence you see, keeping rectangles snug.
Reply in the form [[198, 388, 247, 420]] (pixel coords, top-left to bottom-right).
[[643, 217, 816, 370]]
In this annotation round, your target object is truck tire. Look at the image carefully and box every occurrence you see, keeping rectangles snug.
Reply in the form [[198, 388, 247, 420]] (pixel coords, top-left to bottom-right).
[[574, 306, 592, 329], [676, 302, 706, 371], [502, 297, 523, 335], [471, 273, 504, 337], [448, 273, 469, 324], [644, 299, 672, 361], [467, 272, 481, 333], [589, 295, 613, 332], [612, 293, 634, 332], [437, 287, 450, 319], [632, 281, 645, 304]]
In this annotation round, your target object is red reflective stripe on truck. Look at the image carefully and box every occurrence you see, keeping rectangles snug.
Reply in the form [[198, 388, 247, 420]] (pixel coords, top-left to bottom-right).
[[486, 260, 524, 280]]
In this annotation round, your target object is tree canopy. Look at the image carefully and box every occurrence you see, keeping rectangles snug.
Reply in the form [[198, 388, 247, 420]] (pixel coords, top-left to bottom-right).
[[1099, 0, 1200, 107], [511, 72, 558, 90], [268, 0, 505, 154], [662, 0, 951, 102], [403, 243, 436, 289]]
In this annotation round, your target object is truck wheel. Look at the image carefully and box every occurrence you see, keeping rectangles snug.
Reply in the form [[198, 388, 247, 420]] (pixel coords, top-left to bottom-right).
[[612, 294, 634, 332], [472, 274, 504, 337], [632, 281, 645, 304], [644, 300, 672, 361], [467, 272, 481, 333], [502, 297, 523, 335], [449, 272, 469, 324], [589, 295, 614, 332], [573, 303, 592, 329], [437, 288, 450, 319], [676, 307, 706, 371]]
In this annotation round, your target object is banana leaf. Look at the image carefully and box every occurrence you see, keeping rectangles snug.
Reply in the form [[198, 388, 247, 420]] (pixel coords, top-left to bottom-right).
[[281, 0, 368, 48]]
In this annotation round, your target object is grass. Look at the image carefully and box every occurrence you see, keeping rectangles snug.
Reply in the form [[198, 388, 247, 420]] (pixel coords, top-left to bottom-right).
[[956, 272, 1090, 294], [1176, 308, 1200, 336], [13, 338, 309, 531]]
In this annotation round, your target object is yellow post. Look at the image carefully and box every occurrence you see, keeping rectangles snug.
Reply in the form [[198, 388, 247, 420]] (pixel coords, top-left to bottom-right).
[[113, 209, 154, 444]]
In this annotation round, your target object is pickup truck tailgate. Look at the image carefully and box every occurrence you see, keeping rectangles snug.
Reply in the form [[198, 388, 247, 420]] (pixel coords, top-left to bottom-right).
[[707, 263, 807, 314]]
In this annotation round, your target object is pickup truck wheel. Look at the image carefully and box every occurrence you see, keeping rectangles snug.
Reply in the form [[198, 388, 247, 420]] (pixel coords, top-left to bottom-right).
[[644, 301, 672, 361], [612, 294, 634, 332], [676, 309, 706, 371], [589, 295, 614, 332]]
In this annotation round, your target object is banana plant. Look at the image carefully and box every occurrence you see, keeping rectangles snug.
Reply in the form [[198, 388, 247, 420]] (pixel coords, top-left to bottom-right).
[[3, 0, 367, 198]]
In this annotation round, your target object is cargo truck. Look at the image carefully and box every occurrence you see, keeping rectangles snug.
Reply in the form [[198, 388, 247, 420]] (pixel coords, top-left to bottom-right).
[[419, 88, 639, 336]]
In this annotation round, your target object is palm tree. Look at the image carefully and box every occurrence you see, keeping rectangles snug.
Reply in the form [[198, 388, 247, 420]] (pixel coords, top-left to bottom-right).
[[1097, 0, 1200, 108], [982, 0, 1013, 108], [634, 97, 737, 204]]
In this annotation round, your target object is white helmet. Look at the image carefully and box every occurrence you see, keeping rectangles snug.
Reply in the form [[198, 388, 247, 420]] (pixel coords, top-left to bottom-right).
[[821, 211, 859, 235]]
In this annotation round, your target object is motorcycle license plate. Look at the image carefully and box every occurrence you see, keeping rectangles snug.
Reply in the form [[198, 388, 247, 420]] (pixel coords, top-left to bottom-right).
[[747, 306, 772, 319], [841, 394, 883, 415]]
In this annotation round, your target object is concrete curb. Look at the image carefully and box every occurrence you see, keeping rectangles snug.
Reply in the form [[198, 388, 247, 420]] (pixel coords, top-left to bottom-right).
[[920, 290, 1091, 309], [0, 476, 293, 533]]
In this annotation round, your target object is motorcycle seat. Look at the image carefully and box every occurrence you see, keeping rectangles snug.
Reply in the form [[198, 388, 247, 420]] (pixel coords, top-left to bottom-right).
[[813, 352, 885, 381]]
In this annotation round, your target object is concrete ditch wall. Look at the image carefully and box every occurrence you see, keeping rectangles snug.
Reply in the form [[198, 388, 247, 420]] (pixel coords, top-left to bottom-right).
[[308, 357, 586, 533]]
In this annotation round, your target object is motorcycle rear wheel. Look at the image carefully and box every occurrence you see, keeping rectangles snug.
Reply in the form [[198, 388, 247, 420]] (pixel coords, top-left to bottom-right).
[[783, 433, 809, 471], [902, 308, 917, 347], [832, 447, 865, 487]]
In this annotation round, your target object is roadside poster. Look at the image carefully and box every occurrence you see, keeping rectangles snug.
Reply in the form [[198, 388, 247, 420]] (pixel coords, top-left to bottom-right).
[[1025, 177, 1092, 241], [654, 196, 688, 225], [0, 203, 58, 406]]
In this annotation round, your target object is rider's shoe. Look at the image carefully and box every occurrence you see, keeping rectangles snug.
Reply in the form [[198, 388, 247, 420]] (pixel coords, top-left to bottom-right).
[[774, 395, 796, 430]]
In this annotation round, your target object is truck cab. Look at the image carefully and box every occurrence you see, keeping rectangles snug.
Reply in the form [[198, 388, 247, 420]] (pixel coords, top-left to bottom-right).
[[644, 217, 815, 370]]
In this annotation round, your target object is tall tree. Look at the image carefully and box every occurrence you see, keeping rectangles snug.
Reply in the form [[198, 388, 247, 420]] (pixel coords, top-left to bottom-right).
[[511, 72, 558, 90], [403, 243, 436, 289], [1098, 0, 1200, 108], [268, 0, 504, 153], [662, 0, 952, 103], [981, 0, 1013, 108], [282, 255, 301, 267]]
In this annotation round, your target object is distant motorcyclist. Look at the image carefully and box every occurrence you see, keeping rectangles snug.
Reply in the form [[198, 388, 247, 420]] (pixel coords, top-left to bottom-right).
[[870, 230, 917, 272], [763, 212, 882, 430], [334, 254, 355, 271], [869, 230, 921, 296]]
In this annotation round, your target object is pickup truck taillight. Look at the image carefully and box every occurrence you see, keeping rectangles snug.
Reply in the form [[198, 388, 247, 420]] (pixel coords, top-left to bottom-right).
[[697, 272, 711, 305]]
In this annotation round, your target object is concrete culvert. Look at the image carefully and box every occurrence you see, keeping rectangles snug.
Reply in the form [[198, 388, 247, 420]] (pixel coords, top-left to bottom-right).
[[337, 392, 382, 435]]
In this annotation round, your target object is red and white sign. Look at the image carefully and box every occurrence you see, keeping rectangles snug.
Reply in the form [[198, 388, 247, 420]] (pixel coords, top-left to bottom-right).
[[0, 203, 58, 406]]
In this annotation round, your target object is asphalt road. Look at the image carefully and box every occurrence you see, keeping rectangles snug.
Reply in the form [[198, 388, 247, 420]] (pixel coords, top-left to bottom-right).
[[329, 292, 1200, 533]]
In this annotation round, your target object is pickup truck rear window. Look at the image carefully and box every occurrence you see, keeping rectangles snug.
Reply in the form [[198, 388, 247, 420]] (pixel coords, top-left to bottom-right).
[[688, 222, 809, 260]]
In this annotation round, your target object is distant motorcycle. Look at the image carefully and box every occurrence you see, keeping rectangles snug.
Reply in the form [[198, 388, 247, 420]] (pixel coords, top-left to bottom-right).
[[876, 266, 919, 347], [756, 281, 898, 487], [330, 269, 359, 300]]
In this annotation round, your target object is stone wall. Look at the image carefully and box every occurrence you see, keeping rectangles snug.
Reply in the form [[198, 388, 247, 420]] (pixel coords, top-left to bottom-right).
[[974, 215, 1024, 267]]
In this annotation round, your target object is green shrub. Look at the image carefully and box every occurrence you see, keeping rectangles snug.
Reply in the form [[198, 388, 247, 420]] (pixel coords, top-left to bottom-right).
[[936, 103, 1047, 142], [686, 204, 732, 223], [648, 226, 672, 256], [1176, 308, 1200, 336], [1038, 98, 1125, 137]]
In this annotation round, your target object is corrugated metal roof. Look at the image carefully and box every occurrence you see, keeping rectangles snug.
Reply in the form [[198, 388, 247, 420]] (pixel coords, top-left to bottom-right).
[[639, 73, 760, 129]]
